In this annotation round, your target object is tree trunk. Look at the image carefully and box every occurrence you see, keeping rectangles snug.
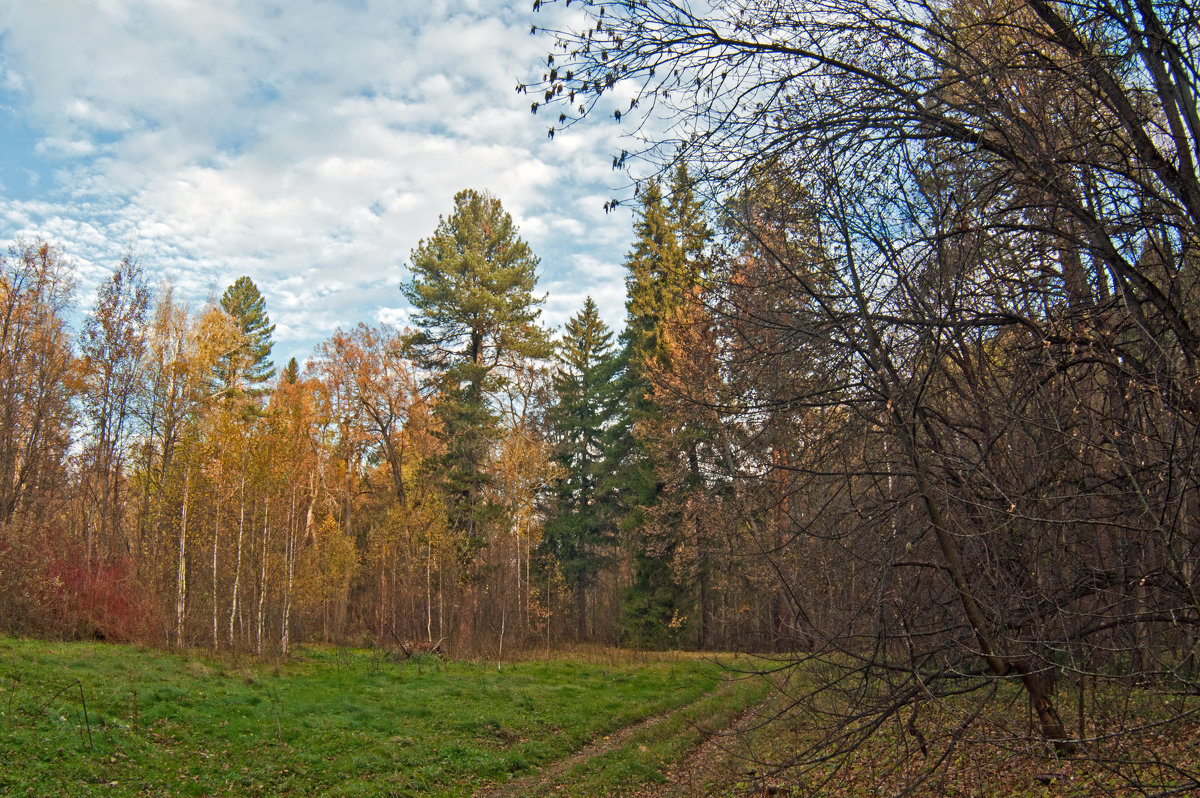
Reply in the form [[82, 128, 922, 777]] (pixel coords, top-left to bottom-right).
[[228, 472, 246, 648], [898, 404, 1075, 751], [426, 539, 433, 642], [212, 497, 220, 652], [174, 466, 190, 650], [256, 500, 269, 655], [282, 488, 298, 656]]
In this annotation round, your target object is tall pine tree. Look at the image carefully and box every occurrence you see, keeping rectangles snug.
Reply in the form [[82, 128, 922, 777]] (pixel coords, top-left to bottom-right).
[[615, 164, 712, 648], [402, 188, 550, 544], [214, 276, 276, 400]]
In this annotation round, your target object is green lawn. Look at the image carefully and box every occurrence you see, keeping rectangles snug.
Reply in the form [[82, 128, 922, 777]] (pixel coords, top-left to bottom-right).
[[0, 639, 759, 797]]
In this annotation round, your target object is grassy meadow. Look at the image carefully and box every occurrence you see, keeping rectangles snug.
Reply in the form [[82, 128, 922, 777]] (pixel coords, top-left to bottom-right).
[[0, 639, 767, 797], [6, 638, 1197, 797]]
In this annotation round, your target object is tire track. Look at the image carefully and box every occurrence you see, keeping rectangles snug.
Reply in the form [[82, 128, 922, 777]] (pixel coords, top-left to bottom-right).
[[627, 693, 773, 798], [476, 680, 765, 798], [475, 706, 681, 798]]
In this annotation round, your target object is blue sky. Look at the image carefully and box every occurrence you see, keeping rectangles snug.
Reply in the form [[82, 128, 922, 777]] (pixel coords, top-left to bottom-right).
[[0, 0, 634, 366]]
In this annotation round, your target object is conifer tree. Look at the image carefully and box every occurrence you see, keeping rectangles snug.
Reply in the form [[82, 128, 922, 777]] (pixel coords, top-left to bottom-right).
[[614, 165, 712, 648], [402, 189, 550, 542], [214, 276, 276, 400], [541, 296, 620, 637], [281, 357, 300, 386]]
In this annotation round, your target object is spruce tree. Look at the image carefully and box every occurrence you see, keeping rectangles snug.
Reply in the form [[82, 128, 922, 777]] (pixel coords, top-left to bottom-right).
[[280, 357, 300, 385], [614, 165, 712, 648], [541, 296, 620, 638], [402, 188, 550, 542], [214, 276, 276, 399]]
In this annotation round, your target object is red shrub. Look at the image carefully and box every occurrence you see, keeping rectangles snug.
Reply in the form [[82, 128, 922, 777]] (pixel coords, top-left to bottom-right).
[[0, 526, 159, 641], [42, 544, 160, 642]]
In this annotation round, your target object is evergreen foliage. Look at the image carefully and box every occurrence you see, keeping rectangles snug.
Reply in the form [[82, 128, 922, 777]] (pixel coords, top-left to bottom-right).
[[541, 296, 621, 637], [402, 188, 550, 539], [215, 276, 276, 399], [281, 356, 300, 385], [612, 166, 713, 648]]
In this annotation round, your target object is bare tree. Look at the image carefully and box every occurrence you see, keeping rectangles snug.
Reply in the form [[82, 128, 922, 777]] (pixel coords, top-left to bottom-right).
[[533, 0, 1200, 788], [0, 241, 75, 526], [0, 241, 75, 631], [80, 256, 150, 565]]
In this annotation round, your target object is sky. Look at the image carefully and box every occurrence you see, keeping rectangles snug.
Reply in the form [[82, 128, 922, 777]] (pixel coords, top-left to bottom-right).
[[0, 0, 635, 366]]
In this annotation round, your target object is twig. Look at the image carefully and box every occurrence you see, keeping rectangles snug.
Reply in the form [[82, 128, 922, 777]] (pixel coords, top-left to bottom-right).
[[77, 681, 93, 750], [36, 679, 92, 750], [4, 673, 18, 721], [266, 686, 284, 743]]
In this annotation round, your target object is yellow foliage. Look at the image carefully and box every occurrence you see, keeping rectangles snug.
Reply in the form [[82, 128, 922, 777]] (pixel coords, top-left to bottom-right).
[[293, 515, 357, 613]]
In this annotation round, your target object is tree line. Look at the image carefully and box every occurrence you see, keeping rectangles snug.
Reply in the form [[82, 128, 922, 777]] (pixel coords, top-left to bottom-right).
[[0, 182, 788, 658]]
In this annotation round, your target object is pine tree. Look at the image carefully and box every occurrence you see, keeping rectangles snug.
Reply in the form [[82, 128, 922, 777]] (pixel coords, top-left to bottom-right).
[[541, 296, 620, 638], [402, 189, 550, 542], [214, 276, 276, 400], [624, 165, 710, 378]]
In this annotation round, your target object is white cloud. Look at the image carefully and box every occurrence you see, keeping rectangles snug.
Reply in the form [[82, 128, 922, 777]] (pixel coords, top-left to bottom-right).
[[0, 0, 635, 364]]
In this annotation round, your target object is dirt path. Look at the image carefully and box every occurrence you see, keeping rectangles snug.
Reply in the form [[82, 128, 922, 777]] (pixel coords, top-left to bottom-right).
[[474, 706, 680, 798], [626, 694, 772, 798], [476, 681, 770, 798]]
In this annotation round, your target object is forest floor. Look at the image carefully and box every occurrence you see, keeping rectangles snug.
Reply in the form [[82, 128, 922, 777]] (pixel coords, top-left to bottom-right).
[[2, 638, 1198, 797]]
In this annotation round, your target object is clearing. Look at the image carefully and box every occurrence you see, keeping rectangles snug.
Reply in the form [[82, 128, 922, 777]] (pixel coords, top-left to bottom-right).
[[0, 639, 766, 797], [7, 639, 1192, 796]]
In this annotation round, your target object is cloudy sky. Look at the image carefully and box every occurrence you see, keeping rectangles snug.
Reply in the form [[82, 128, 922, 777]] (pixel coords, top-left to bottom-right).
[[0, 0, 634, 365]]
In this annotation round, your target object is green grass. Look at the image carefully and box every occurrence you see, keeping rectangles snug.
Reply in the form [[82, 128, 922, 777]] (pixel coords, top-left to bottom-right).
[[0, 639, 738, 797], [13, 639, 1190, 797]]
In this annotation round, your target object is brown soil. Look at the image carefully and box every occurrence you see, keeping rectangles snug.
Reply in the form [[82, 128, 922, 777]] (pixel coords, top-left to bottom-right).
[[626, 696, 772, 798]]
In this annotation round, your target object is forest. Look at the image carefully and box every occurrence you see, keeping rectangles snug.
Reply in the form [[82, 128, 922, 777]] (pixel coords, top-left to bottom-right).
[[2, 0, 1199, 791], [0, 178, 781, 657]]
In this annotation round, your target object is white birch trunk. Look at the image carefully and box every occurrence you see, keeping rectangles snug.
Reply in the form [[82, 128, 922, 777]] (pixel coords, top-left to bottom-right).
[[228, 471, 246, 647], [174, 466, 190, 649], [256, 500, 268, 655], [212, 497, 220, 652], [282, 489, 296, 656], [426, 539, 433, 643]]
